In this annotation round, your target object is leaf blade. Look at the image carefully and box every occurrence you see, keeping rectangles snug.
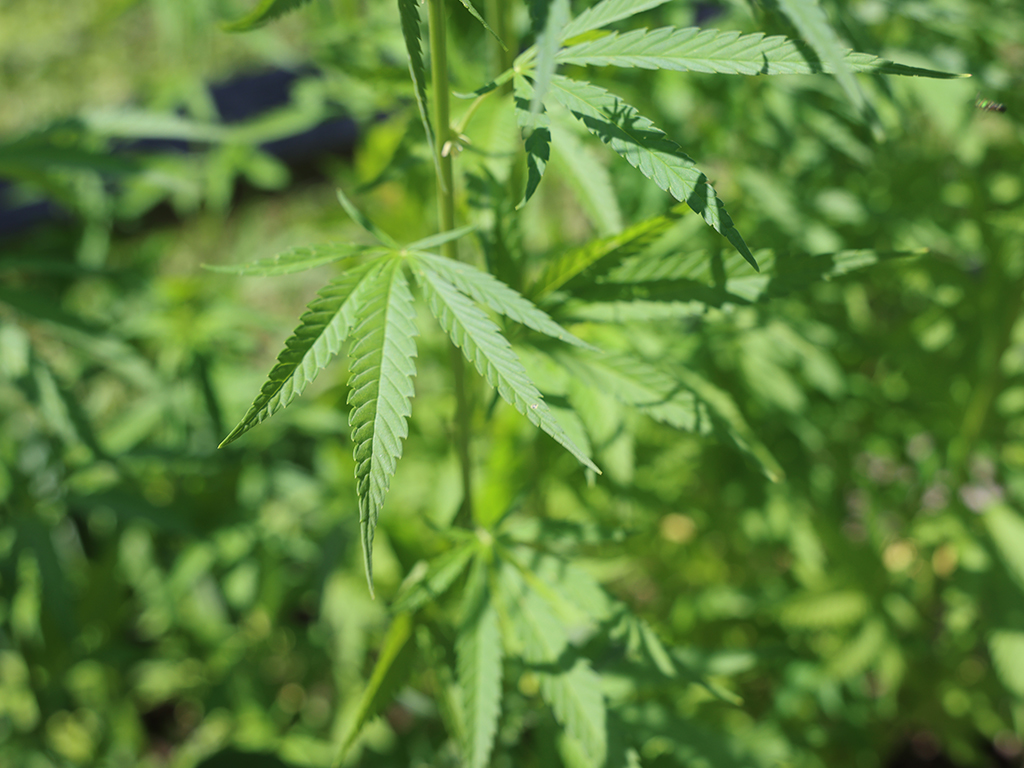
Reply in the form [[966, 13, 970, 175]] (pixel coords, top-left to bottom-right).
[[549, 76, 757, 270], [412, 261, 599, 473], [409, 252, 592, 349], [219, 260, 382, 447], [556, 26, 963, 78], [397, 0, 442, 182], [514, 74, 552, 208], [561, 0, 672, 41], [457, 556, 504, 768], [347, 259, 419, 595]]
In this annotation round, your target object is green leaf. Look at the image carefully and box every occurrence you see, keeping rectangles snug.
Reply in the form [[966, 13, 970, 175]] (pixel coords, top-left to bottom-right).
[[551, 119, 624, 237], [531, 0, 572, 116], [203, 243, 382, 277], [397, 0, 441, 182], [454, 0, 507, 49], [408, 252, 592, 349], [391, 541, 477, 613], [561, 0, 672, 41], [774, 0, 876, 130], [496, 561, 607, 765], [513, 74, 552, 208], [221, 0, 313, 31], [564, 247, 924, 312], [497, 560, 568, 662], [557, 351, 711, 435], [541, 660, 607, 767], [347, 259, 419, 596], [406, 225, 478, 252], [337, 187, 399, 248], [549, 76, 757, 270], [529, 208, 680, 299], [334, 613, 417, 761], [457, 556, 504, 768], [219, 260, 382, 447], [556, 26, 964, 78], [411, 261, 600, 473], [557, 351, 784, 481]]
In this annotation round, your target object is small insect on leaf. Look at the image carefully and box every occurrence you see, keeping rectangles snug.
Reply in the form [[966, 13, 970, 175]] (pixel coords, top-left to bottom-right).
[[975, 94, 1006, 112]]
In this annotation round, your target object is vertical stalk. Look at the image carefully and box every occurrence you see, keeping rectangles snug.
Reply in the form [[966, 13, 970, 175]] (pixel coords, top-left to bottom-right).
[[428, 0, 474, 526], [428, 0, 455, 255]]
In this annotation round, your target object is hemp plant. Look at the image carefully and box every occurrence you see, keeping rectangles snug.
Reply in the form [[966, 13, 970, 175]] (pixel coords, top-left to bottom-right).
[[214, 0, 960, 764]]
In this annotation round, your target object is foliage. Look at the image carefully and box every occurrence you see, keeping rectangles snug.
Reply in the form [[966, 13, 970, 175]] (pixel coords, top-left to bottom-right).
[[2, 0, 1024, 767]]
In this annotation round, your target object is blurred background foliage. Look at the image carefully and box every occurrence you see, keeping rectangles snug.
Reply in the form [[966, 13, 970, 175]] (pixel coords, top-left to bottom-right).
[[2, 0, 1024, 766]]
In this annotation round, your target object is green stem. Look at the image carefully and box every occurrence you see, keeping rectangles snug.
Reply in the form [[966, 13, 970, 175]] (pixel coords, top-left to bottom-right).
[[428, 0, 474, 526], [428, 0, 455, 255]]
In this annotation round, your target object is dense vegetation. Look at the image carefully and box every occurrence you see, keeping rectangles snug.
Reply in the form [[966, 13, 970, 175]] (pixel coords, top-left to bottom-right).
[[2, 1, 1023, 767]]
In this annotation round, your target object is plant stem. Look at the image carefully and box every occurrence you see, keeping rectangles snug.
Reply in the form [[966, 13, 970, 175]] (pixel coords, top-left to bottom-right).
[[428, 0, 474, 527], [428, 0, 455, 253]]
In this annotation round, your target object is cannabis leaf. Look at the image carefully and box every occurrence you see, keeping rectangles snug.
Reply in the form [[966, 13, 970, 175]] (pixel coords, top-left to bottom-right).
[[457, 556, 504, 768], [454, 0, 507, 49], [408, 251, 592, 348], [411, 258, 600, 473], [529, 207, 681, 299], [397, 0, 440, 180], [555, 26, 964, 78], [549, 76, 757, 270], [514, 74, 552, 208], [561, 0, 673, 41], [347, 258, 419, 595], [219, 260, 381, 447], [557, 351, 784, 481]]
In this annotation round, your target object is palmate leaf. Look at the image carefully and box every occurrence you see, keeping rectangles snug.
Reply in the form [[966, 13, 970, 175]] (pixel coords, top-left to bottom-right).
[[549, 76, 758, 270], [411, 261, 599, 473], [497, 562, 607, 766], [221, 0, 313, 31], [513, 74, 552, 208], [457, 556, 504, 768], [203, 243, 383, 277], [408, 251, 592, 348], [555, 26, 963, 78], [347, 259, 419, 596], [219, 260, 382, 447], [561, 0, 672, 41]]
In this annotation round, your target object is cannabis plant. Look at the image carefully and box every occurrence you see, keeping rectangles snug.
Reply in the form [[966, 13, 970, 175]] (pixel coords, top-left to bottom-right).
[[206, 0, 962, 764]]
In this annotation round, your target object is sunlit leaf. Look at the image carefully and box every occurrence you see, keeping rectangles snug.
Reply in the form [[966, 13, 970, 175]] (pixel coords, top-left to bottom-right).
[[412, 260, 599, 473], [556, 26, 964, 78], [347, 259, 419, 595], [220, 260, 382, 447], [549, 76, 757, 270]]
